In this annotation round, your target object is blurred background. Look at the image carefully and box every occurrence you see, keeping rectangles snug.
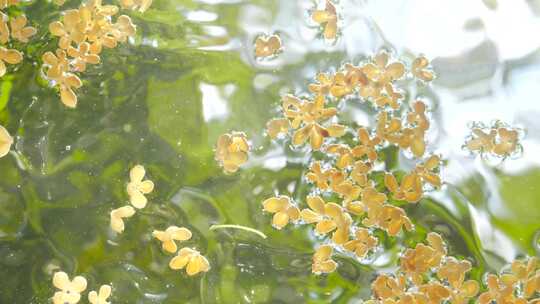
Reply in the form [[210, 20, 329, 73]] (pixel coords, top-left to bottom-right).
[[0, 0, 539, 303]]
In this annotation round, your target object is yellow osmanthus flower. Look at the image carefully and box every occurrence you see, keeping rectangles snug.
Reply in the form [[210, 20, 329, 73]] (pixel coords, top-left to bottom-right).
[[119, 0, 153, 13], [465, 122, 521, 157], [308, 72, 334, 96], [412, 55, 435, 82], [127, 164, 154, 209], [326, 144, 354, 169], [0, 46, 22, 77], [282, 94, 345, 150], [262, 195, 300, 230], [42, 49, 83, 108], [110, 205, 135, 233], [9, 15, 37, 43], [374, 83, 403, 109], [254, 34, 282, 58], [169, 247, 210, 276], [350, 160, 372, 187], [67, 42, 100, 72], [400, 232, 446, 285], [88, 284, 112, 304], [215, 131, 249, 174], [300, 195, 344, 237], [352, 127, 381, 161], [52, 271, 87, 304], [0, 125, 13, 158], [384, 172, 423, 203], [437, 257, 474, 289], [312, 0, 338, 41], [371, 274, 407, 300], [152, 226, 192, 253], [46, 1, 139, 108], [415, 155, 442, 188], [363, 51, 405, 85], [343, 228, 377, 258], [305, 161, 335, 190], [266, 118, 290, 139], [510, 257, 539, 298], [312, 244, 337, 274]]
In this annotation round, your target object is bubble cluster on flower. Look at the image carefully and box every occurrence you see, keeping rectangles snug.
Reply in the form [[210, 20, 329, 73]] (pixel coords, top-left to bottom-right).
[[464, 121, 522, 158], [215, 131, 250, 174], [43, 0, 144, 108], [254, 34, 282, 58]]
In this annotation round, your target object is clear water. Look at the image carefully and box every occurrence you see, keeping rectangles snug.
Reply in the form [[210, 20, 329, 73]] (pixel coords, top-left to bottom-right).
[[1, 0, 540, 303]]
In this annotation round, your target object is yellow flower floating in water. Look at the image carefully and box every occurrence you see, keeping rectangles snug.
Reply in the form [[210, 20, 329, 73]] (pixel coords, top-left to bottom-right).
[[262, 195, 300, 230], [300, 195, 351, 244], [311, 0, 338, 41], [153, 226, 192, 253], [0, 125, 13, 158], [45, 1, 141, 108], [169, 247, 211, 276], [254, 34, 282, 58], [412, 55, 435, 82], [465, 122, 522, 158], [215, 131, 249, 174], [88, 284, 112, 304], [127, 164, 154, 209], [312, 244, 337, 274], [110, 205, 135, 233], [52, 271, 87, 304]]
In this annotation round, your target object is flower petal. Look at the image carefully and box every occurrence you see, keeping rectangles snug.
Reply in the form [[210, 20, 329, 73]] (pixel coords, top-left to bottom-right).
[[53, 271, 69, 289], [129, 190, 147, 209], [130, 165, 146, 183]]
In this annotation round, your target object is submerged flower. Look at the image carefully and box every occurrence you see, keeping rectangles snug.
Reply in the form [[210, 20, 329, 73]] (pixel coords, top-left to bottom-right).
[[169, 247, 210, 276], [411, 55, 435, 82], [0, 46, 22, 77], [152, 226, 192, 253], [326, 144, 354, 169], [110, 205, 136, 233], [312, 244, 337, 274], [215, 131, 249, 174], [52, 271, 87, 304], [254, 34, 282, 58], [311, 0, 338, 40], [9, 15, 36, 43], [309, 72, 334, 96], [88, 285, 112, 304], [0, 125, 13, 158], [126, 164, 154, 209], [415, 155, 442, 188], [262, 195, 300, 229], [465, 122, 521, 157]]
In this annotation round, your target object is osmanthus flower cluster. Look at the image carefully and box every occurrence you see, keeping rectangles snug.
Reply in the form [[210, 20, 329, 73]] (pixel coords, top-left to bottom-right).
[[51, 271, 112, 304], [110, 164, 154, 233], [464, 121, 522, 159], [0, 2, 37, 77], [366, 233, 481, 304], [262, 49, 441, 274], [152, 226, 210, 276], [42, 0, 144, 108]]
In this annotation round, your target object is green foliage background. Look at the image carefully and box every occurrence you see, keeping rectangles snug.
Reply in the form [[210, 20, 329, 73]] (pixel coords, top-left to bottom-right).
[[0, 0, 539, 303]]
